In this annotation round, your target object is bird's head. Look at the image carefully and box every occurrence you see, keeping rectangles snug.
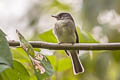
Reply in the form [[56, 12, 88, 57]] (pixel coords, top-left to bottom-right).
[[52, 12, 74, 21]]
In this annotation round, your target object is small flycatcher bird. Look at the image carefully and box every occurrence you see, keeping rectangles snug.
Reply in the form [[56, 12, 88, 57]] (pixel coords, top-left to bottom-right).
[[52, 12, 84, 75]]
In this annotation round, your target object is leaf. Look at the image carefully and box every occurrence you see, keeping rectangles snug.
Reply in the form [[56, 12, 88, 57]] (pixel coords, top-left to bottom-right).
[[47, 55, 57, 70], [16, 30, 54, 80], [0, 29, 13, 73], [77, 27, 98, 43], [33, 54, 54, 80], [11, 48, 31, 62], [11, 48, 33, 75], [56, 58, 72, 72], [39, 29, 57, 43], [34, 48, 41, 52], [16, 30, 35, 57], [0, 60, 30, 80]]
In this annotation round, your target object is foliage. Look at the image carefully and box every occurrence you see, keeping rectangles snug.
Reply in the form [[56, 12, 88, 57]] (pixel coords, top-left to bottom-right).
[[1, 25, 120, 80], [0, 29, 12, 73], [0, 60, 30, 80], [16, 30, 53, 80], [1, 0, 120, 80]]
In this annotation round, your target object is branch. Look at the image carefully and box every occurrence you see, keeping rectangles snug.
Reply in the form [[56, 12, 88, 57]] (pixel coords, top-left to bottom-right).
[[8, 40, 120, 50]]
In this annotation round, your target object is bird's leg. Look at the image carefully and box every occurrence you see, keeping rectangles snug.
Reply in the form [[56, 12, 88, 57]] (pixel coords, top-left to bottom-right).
[[58, 42, 73, 56], [71, 42, 74, 45]]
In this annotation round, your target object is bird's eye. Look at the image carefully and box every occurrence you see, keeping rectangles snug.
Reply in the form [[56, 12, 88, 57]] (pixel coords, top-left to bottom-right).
[[59, 13, 69, 20], [60, 16, 64, 20]]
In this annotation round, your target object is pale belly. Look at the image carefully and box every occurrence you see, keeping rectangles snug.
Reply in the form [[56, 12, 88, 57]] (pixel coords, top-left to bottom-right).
[[53, 20, 76, 43]]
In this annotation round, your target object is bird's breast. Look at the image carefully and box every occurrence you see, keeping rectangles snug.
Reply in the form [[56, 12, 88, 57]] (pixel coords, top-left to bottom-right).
[[53, 20, 76, 43]]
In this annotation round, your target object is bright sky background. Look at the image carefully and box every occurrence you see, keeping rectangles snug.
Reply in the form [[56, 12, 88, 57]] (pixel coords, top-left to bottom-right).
[[0, 0, 83, 40], [0, 0, 31, 40]]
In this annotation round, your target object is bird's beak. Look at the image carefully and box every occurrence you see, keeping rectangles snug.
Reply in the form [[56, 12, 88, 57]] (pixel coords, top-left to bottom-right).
[[51, 15, 58, 19]]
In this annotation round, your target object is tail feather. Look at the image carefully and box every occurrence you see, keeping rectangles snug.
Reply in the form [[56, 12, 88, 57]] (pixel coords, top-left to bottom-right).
[[69, 51, 84, 75]]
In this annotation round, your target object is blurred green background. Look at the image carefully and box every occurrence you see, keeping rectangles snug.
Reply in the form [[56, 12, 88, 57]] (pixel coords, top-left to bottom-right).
[[0, 0, 120, 80]]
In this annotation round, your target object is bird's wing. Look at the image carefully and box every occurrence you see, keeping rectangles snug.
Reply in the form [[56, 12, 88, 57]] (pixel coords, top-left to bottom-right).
[[75, 29, 79, 43], [75, 29, 79, 54]]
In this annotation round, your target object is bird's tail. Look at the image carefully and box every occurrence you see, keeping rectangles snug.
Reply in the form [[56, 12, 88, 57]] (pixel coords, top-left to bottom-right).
[[69, 50, 84, 75]]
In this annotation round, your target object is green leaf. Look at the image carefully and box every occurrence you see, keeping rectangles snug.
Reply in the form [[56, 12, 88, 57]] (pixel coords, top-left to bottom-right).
[[16, 30, 53, 80], [47, 55, 57, 70], [0, 60, 30, 80], [77, 27, 98, 43], [0, 29, 6, 37], [34, 48, 41, 52], [11, 48, 33, 75], [34, 54, 54, 80], [11, 48, 31, 62], [0, 29, 13, 73], [11, 48, 37, 80], [39, 29, 57, 43], [16, 30, 35, 57], [56, 58, 72, 72], [40, 55, 54, 76]]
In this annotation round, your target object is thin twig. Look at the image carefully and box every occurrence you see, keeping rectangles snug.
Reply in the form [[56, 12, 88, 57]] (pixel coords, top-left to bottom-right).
[[8, 40, 120, 50]]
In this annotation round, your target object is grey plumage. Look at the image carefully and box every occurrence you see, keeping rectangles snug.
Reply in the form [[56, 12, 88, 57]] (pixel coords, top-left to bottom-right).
[[52, 12, 84, 75]]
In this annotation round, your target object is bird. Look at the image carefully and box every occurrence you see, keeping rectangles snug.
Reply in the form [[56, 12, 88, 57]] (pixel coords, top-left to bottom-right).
[[52, 12, 84, 75]]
